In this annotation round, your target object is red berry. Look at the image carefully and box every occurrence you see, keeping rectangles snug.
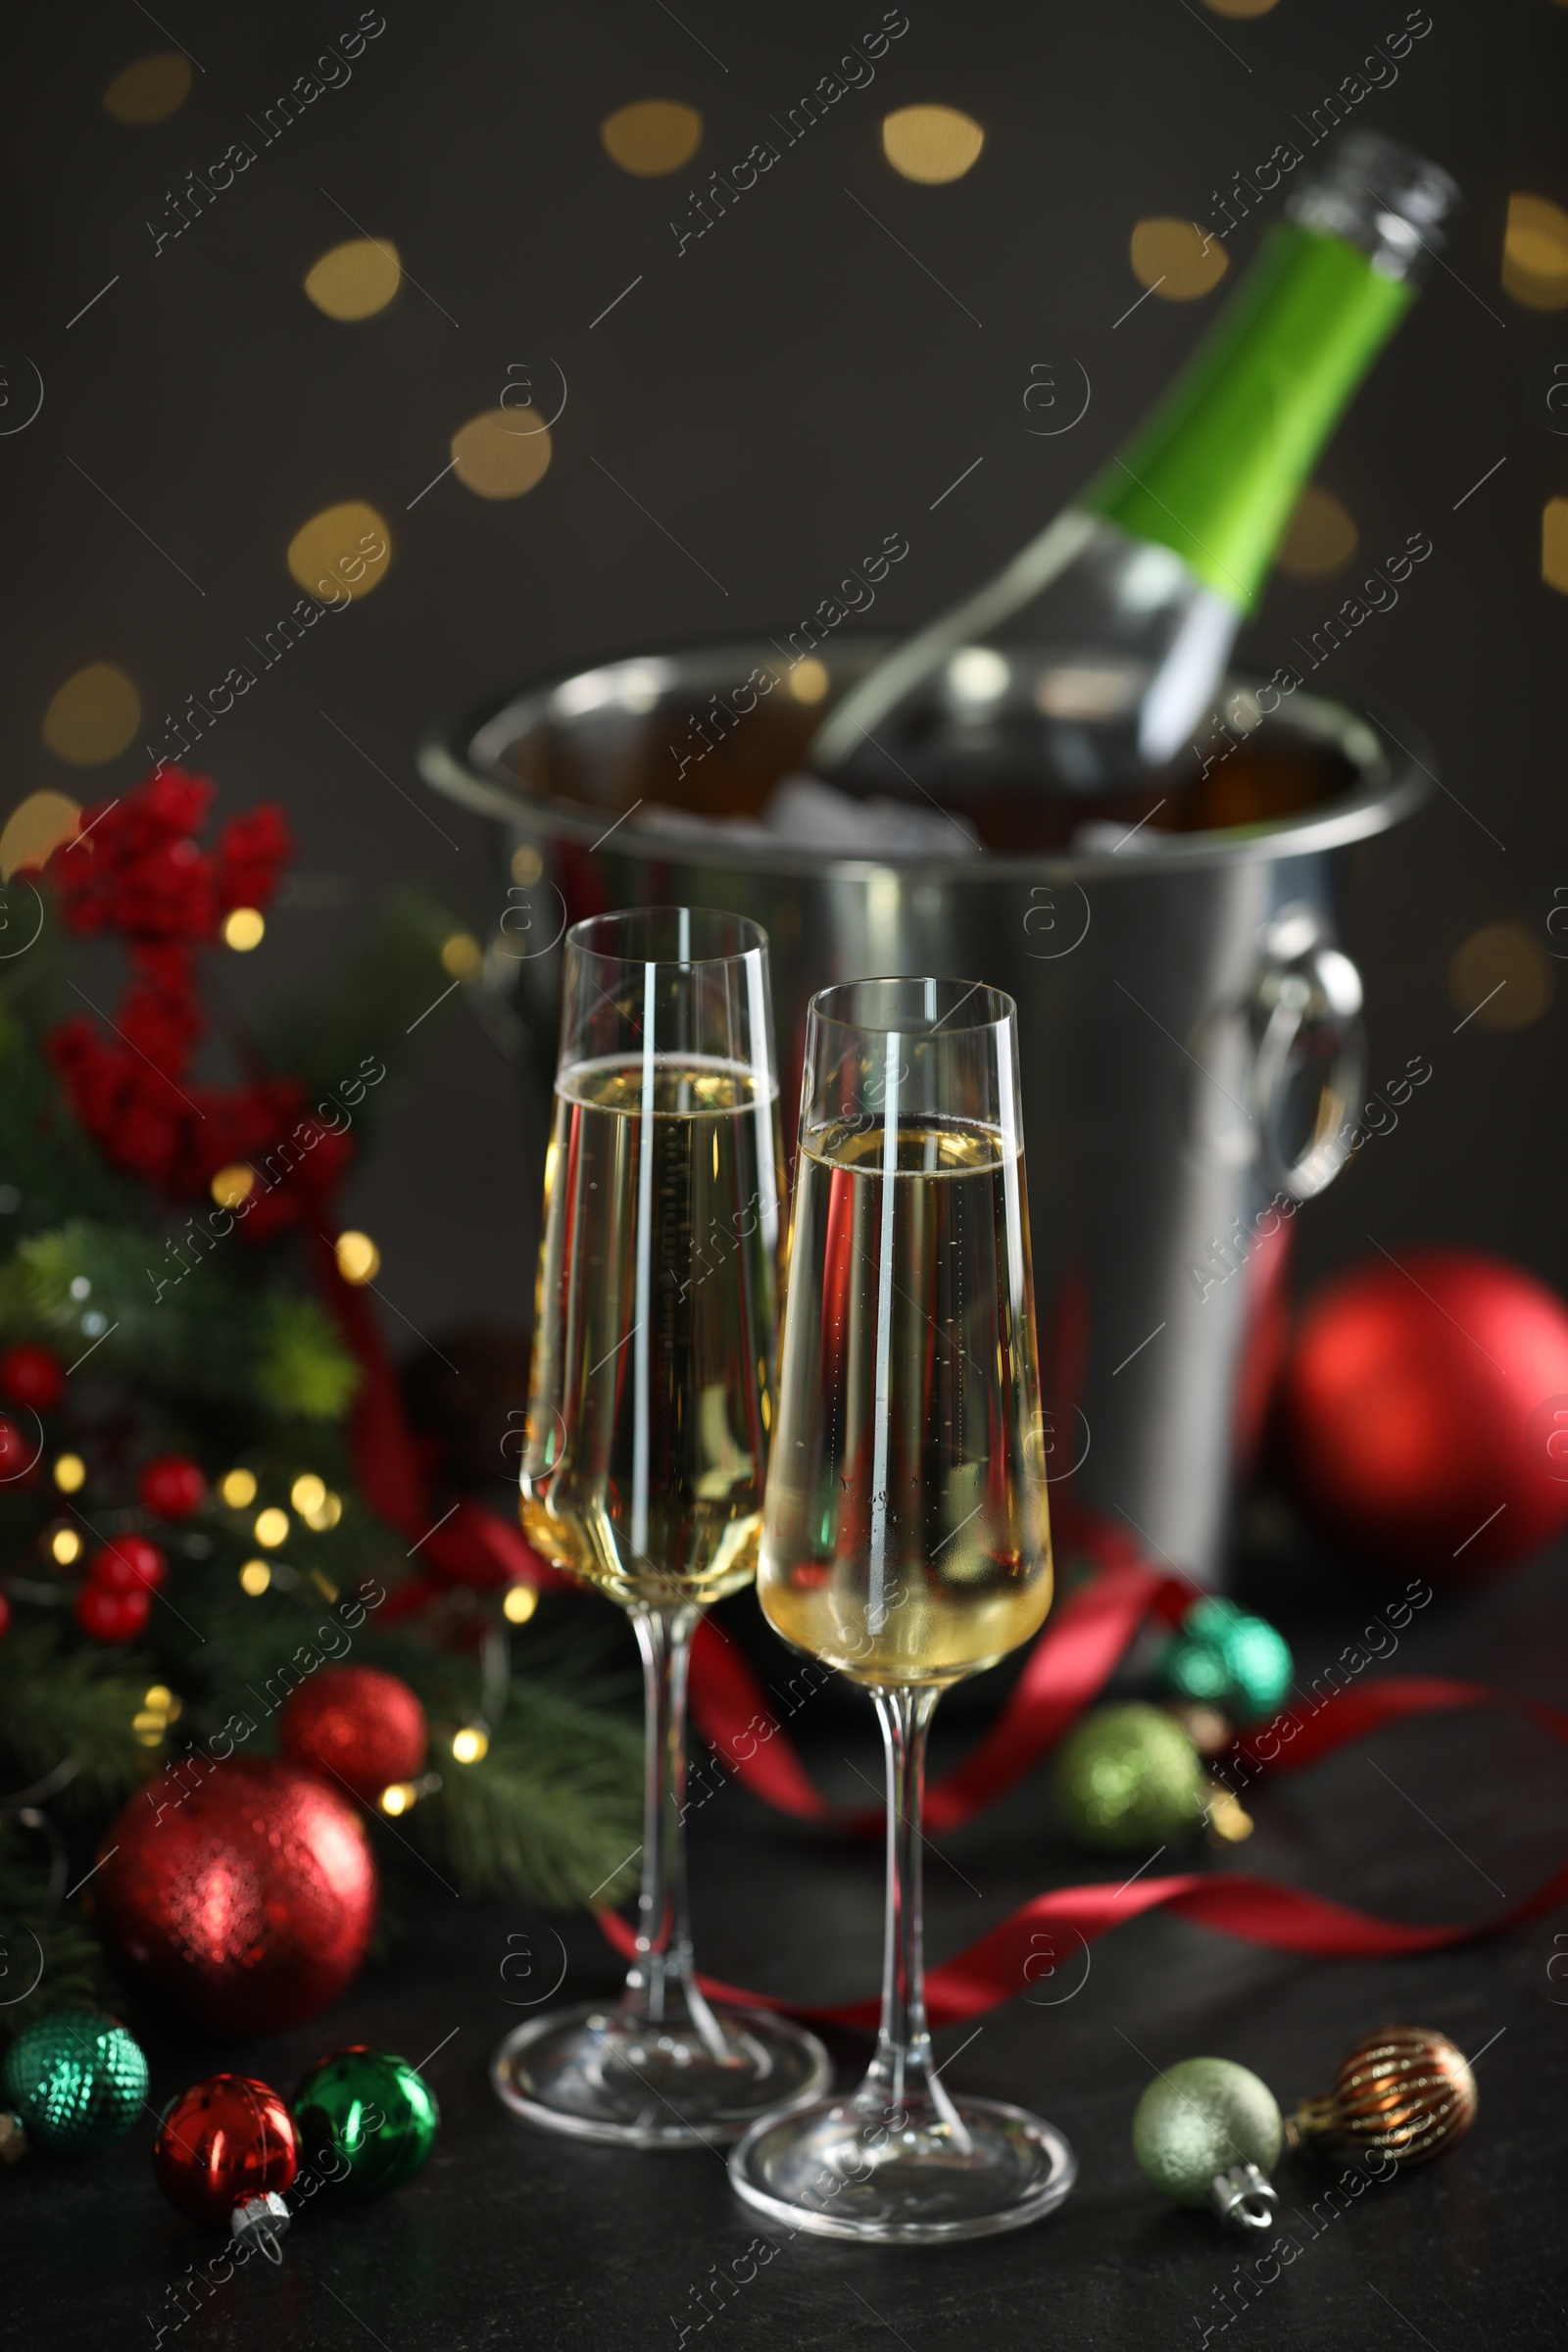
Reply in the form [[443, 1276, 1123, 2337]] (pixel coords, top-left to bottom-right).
[[89, 1536, 168, 1593], [137, 1454, 206, 1519], [0, 1344, 65, 1412], [74, 1583, 151, 1642], [0, 1417, 36, 1479]]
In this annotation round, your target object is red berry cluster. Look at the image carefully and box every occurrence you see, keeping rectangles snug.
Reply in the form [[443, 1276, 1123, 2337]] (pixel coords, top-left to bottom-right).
[[0, 1328, 208, 1643], [39, 768, 349, 1223], [69, 1453, 207, 1642], [74, 1534, 167, 1643]]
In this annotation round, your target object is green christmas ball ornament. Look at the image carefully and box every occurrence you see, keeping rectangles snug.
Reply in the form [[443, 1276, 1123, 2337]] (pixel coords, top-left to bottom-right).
[[1053, 1702, 1206, 1851], [1133, 2058, 1284, 2231], [0, 2009, 149, 2157], [293, 2047, 439, 2195], [1160, 1597, 1293, 1724]]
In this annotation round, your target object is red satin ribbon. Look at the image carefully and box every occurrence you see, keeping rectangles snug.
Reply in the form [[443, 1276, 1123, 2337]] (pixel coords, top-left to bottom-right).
[[685, 1550, 1192, 1835], [311, 1243, 1567, 2023], [604, 1561, 1568, 2028]]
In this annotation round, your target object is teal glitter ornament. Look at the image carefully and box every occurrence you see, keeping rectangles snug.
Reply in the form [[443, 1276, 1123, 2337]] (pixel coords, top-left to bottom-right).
[[1160, 1597, 1293, 1724], [0, 2009, 148, 2157], [1133, 2057, 1284, 2230], [1052, 1702, 1206, 1851], [293, 2047, 439, 2195]]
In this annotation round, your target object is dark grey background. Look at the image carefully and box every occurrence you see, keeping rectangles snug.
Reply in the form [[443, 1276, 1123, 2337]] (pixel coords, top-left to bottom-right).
[[4, 0, 1565, 1351]]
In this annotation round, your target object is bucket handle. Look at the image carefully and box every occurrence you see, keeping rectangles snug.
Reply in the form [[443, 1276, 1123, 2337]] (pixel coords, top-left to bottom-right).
[[1248, 906, 1365, 1202]]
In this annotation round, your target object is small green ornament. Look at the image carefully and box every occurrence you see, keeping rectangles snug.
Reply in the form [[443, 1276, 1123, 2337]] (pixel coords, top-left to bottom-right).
[[0, 2009, 148, 2157], [293, 2047, 439, 2195], [1133, 2057, 1283, 2209], [1053, 1701, 1206, 1851], [1160, 1597, 1293, 1724]]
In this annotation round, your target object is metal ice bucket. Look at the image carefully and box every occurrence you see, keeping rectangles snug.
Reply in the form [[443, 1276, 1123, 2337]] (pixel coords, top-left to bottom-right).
[[419, 640, 1423, 1585]]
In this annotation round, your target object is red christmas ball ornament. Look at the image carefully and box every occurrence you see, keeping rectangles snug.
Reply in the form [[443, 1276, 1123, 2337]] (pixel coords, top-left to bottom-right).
[[0, 1592, 11, 1640], [153, 2074, 299, 2247], [138, 1453, 206, 1518], [74, 1583, 152, 1643], [0, 1415, 36, 1480], [89, 1534, 168, 1592], [0, 1343, 65, 1412], [278, 1666, 428, 1803], [1280, 1249, 1568, 1577], [96, 1759, 376, 2034]]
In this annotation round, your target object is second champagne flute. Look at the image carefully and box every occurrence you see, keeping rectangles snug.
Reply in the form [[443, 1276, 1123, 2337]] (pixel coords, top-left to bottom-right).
[[492, 906, 831, 2146], [731, 975, 1077, 2239]]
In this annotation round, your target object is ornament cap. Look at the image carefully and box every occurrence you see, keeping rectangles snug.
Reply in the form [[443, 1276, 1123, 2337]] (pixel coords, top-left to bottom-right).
[[1285, 2089, 1339, 2152], [231, 2191, 290, 2264], [1209, 2160, 1278, 2233]]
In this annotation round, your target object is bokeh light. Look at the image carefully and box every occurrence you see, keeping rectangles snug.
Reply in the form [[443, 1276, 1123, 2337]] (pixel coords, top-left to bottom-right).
[[1449, 921, 1553, 1031], [600, 100, 702, 175], [42, 664, 140, 764], [304, 237, 402, 320], [1130, 218, 1229, 300], [881, 106, 985, 184]]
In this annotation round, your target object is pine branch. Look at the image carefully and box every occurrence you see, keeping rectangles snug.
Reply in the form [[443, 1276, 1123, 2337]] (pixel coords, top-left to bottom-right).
[[0, 994, 137, 1236], [0, 1622, 150, 1814], [0, 1221, 358, 1420], [0, 1831, 117, 2035], [416, 1670, 644, 1910]]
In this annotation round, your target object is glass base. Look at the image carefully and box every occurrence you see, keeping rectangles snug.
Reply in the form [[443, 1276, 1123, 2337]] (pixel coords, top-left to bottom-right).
[[728, 2092, 1078, 2243], [491, 2000, 833, 2150]]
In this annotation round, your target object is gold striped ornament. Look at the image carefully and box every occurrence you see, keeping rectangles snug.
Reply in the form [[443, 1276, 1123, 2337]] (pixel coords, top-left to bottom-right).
[[1288, 2025, 1477, 2168]]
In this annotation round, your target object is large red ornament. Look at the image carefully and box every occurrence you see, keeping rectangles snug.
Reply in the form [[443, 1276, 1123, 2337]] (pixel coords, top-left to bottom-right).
[[96, 1759, 376, 2034], [1280, 1249, 1568, 1576], [0, 1343, 65, 1412], [153, 2074, 299, 2227], [138, 1453, 206, 1518], [278, 1665, 428, 1803]]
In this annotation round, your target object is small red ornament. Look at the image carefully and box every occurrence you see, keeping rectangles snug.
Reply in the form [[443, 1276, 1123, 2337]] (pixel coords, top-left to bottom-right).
[[138, 1453, 206, 1518], [74, 1583, 152, 1642], [153, 2073, 299, 2229], [0, 1416, 35, 1480], [96, 1759, 376, 2034], [0, 1592, 10, 1640], [1280, 1249, 1568, 1576], [0, 1343, 65, 1412], [278, 1665, 428, 1803], [89, 1535, 168, 1592]]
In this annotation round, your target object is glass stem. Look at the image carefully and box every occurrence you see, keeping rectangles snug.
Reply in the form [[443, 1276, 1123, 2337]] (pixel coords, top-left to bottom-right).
[[858, 1686, 965, 2137], [621, 1604, 729, 2057]]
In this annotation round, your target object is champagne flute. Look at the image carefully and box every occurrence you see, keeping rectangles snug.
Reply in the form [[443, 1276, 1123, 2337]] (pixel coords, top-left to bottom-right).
[[729, 976, 1077, 2240], [491, 907, 831, 2146]]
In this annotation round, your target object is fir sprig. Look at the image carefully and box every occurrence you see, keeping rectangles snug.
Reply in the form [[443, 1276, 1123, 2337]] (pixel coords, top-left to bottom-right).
[[0, 1621, 150, 1814], [0, 1221, 358, 1419], [424, 1674, 645, 1909], [0, 1826, 117, 2035]]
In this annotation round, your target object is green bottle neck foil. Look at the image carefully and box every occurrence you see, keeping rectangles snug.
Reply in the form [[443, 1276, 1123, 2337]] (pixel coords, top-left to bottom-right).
[[1083, 221, 1411, 612]]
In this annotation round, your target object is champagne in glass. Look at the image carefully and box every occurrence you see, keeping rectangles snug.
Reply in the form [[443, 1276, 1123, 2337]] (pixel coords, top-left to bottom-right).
[[730, 976, 1077, 2241], [491, 907, 831, 2147]]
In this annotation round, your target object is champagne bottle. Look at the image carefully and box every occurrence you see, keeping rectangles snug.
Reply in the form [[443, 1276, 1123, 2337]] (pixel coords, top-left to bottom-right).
[[808, 131, 1456, 817]]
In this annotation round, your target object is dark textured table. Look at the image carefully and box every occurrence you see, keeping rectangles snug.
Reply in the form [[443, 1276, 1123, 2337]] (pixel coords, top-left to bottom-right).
[[10, 1540, 1567, 2351]]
